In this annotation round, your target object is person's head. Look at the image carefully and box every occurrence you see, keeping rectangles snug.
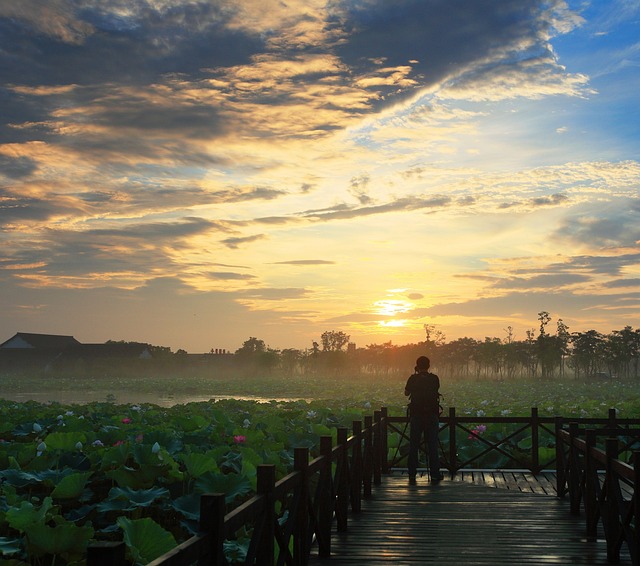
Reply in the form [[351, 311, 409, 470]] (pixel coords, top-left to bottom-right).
[[415, 356, 430, 372]]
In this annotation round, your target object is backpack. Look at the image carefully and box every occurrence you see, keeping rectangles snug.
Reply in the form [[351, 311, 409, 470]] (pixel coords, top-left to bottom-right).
[[407, 371, 440, 416]]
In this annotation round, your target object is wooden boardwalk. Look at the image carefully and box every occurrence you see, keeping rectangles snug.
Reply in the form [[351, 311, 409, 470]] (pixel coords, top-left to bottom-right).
[[309, 471, 633, 565]]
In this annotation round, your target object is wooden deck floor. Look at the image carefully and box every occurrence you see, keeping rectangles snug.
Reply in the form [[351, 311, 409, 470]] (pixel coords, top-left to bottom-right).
[[309, 471, 632, 565]]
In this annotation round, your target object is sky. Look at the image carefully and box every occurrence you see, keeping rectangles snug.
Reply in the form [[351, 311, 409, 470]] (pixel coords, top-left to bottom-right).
[[1, 0, 639, 354]]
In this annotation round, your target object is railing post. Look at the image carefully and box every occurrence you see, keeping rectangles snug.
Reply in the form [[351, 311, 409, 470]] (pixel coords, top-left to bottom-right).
[[87, 542, 126, 566], [585, 429, 598, 538], [336, 428, 349, 532], [351, 420, 363, 513], [531, 407, 540, 473], [293, 447, 310, 563], [373, 410, 382, 486], [199, 493, 226, 565], [555, 416, 565, 497], [381, 407, 389, 474], [318, 436, 333, 558], [569, 422, 581, 515], [256, 464, 276, 565], [363, 416, 373, 498], [632, 451, 640, 564], [605, 438, 620, 562], [448, 407, 457, 475], [608, 408, 617, 429]]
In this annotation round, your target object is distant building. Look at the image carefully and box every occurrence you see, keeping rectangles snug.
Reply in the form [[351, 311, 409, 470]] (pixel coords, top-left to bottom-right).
[[0, 332, 82, 372], [0, 332, 153, 374], [0, 332, 81, 350]]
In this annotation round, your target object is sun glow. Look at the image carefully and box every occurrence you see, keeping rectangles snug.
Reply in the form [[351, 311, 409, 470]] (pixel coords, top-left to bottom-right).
[[379, 319, 408, 328], [374, 299, 413, 316]]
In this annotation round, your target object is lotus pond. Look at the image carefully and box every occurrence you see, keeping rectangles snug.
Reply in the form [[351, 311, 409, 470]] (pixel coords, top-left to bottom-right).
[[1, 375, 640, 564]]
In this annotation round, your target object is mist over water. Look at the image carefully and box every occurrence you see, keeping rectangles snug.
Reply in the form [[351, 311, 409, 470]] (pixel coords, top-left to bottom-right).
[[2, 391, 306, 407]]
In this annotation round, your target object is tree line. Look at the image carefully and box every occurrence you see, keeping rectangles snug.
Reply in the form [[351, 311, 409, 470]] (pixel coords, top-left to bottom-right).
[[229, 314, 640, 380]]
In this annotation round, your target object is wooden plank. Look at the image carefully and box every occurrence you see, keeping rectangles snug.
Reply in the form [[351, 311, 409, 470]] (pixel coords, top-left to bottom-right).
[[522, 472, 548, 495], [309, 476, 633, 565], [534, 472, 558, 495]]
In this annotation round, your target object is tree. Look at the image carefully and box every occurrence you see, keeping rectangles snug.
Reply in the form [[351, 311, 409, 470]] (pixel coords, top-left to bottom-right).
[[320, 331, 350, 352], [280, 348, 302, 376], [536, 312, 563, 379], [570, 330, 604, 379], [556, 319, 571, 378], [234, 337, 278, 376], [235, 337, 266, 356]]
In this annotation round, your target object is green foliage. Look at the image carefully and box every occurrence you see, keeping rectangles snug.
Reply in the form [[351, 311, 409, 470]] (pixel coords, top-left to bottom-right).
[[117, 516, 176, 565], [2, 378, 640, 564], [50, 471, 93, 499], [194, 472, 253, 503], [26, 522, 94, 559]]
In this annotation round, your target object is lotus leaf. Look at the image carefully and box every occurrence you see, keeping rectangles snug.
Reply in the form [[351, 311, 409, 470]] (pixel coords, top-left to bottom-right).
[[99, 443, 130, 470], [223, 540, 249, 563], [170, 493, 200, 520], [11, 423, 39, 437], [219, 450, 243, 474], [6, 498, 54, 532], [137, 430, 183, 454], [117, 516, 177, 565], [58, 451, 92, 470], [25, 522, 94, 558], [194, 472, 252, 503], [50, 472, 93, 499], [43, 432, 86, 452], [181, 452, 218, 478], [64, 503, 96, 522], [107, 486, 170, 508], [0, 470, 41, 489], [171, 414, 209, 432], [0, 537, 23, 556], [36, 468, 75, 485], [105, 466, 160, 490]]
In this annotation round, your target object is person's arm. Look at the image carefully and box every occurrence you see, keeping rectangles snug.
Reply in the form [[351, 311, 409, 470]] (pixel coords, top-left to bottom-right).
[[404, 375, 412, 397]]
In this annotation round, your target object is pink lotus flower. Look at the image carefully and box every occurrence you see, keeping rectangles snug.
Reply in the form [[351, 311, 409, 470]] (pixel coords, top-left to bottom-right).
[[233, 435, 246, 444], [113, 440, 125, 446], [121, 417, 132, 424], [468, 425, 486, 441]]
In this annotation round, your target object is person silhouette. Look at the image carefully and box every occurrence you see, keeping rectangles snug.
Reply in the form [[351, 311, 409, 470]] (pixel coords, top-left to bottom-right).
[[404, 356, 443, 483]]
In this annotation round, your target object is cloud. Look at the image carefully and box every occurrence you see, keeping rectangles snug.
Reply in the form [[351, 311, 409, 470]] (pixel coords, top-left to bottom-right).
[[0, 0, 95, 44], [554, 205, 640, 248], [2, 217, 222, 285], [221, 234, 267, 249], [333, 0, 586, 105], [604, 278, 640, 289], [491, 273, 592, 290], [418, 290, 640, 327], [272, 260, 336, 265], [530, 193, 569, 207], [237, 287, 309, 300], [301, 195, 452, 221], [0, 153, 38, 179], [209, 272, 256, 280]]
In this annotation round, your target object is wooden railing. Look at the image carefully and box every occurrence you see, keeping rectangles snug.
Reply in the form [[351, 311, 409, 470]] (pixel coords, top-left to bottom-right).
[[556, 419, 640, 564], [388, 407, 557, 473], [88, 410, 387, 566], [87, 407, 640, 565], [388, 407, 640, 475]]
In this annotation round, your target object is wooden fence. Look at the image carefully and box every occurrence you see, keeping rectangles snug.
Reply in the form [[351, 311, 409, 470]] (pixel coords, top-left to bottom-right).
[[87, 407, 640, 566], [556, 419, 640, 564], [87, 410, 387, 566]]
